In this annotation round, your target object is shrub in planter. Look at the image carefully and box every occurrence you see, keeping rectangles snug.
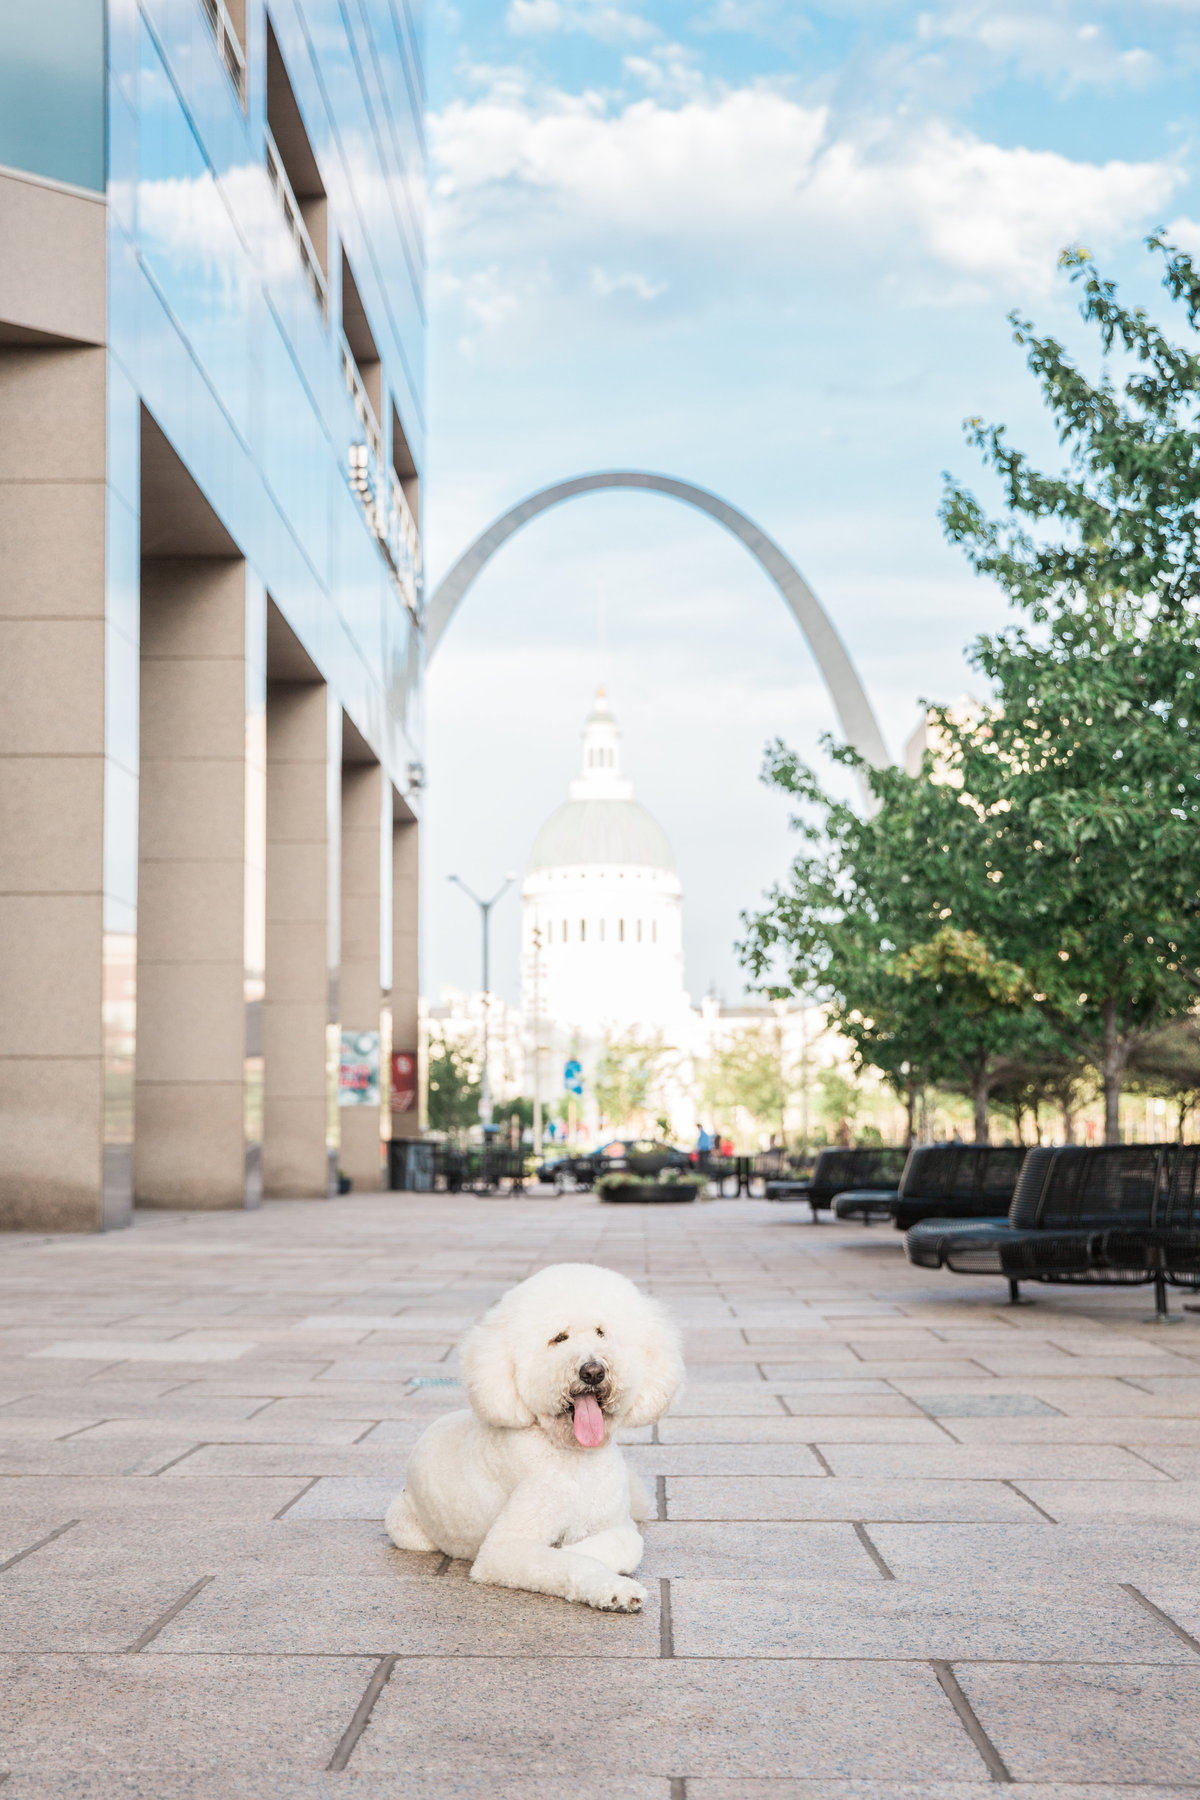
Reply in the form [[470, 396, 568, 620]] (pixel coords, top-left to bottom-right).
[[595, 1170, 707, 1204]]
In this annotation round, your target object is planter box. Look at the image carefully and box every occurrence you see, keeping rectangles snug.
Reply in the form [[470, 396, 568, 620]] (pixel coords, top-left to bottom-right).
[[599, 1182, 698, 1205]]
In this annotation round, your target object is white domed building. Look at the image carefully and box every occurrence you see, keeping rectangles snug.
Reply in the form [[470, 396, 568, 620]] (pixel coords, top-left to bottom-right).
[[522, 696, 692, 1115]]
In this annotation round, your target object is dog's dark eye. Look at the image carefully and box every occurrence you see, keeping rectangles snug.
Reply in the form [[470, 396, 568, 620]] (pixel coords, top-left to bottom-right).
[[595, 1327, 605, 1337], [550, 1331, 569, 1345]]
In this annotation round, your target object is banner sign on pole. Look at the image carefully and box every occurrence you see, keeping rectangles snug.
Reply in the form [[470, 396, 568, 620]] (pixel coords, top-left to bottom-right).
[[391, 1050, 418, 1113], [339, 1031, 380, 1106]]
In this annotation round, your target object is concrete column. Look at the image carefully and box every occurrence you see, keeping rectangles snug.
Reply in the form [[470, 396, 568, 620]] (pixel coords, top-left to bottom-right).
[[339, 757, 386, 1190], [263, 682, 338, 1197], [0, 337, 113, 1230], [135, 557, 263, 1208], [389, 804, 421, 1139]]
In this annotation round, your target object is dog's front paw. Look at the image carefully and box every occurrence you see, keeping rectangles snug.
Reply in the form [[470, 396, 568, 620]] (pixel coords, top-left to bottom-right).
[[592, 1576, 646, 1613]]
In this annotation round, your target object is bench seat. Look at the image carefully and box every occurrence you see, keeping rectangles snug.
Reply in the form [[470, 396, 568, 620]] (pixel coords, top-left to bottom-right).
[[904, 1145, 1200, 1315], [832, 1188, 900, 1222], [768, 1148, 908, 1219]]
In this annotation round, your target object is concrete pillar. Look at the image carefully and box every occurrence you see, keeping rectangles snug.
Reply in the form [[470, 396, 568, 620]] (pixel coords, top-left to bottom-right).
[[0, 338, 117, 1230], [263, 682, 338, 1197], [339, 757, 386, 1190], [389, 804, 420, 1139], [134, 557, 265, 1208]]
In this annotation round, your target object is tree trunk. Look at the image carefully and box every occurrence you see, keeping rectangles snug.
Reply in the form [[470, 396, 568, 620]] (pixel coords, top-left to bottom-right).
[[1102, 998, 1125, 1146], [1060, 1095, 1075, 1145], [972, 1061, 990, 1146], [904, 1085, 917, 1146]]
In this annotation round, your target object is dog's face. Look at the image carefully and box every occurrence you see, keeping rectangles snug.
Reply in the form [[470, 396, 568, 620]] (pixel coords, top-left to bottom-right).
[[459, 1263, 684, 1449]]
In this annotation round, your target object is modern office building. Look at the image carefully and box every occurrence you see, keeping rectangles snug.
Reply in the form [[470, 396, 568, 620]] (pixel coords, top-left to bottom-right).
[[0, 0, 425, 1228]]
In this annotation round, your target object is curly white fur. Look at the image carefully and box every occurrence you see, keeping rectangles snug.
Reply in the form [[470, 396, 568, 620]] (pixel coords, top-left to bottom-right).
[[384, 1262, 684, 1612]]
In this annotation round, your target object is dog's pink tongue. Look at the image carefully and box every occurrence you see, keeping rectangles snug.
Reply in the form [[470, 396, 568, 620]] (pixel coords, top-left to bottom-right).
[[572, 1394, 605, 1447]]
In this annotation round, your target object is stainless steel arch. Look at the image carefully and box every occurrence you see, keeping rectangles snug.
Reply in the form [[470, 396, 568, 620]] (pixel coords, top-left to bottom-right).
[[426, 470, 889, 777]]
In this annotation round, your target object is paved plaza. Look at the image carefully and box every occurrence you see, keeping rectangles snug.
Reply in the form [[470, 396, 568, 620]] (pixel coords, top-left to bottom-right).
[[2, 1190, 1200, 1795]]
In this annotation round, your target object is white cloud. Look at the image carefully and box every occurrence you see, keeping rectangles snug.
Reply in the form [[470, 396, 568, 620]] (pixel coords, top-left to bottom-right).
[[591, 267, 668, 299], [430, 79, 1182, 333], [1164, 214, 1200, 257], [919, 4, 1160, 90]]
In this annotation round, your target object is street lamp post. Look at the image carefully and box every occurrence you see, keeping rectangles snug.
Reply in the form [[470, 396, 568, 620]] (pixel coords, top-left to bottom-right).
[[448, 873, 514, 1128]]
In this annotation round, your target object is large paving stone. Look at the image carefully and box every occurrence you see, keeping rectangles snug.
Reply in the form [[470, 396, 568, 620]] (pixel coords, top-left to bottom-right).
[[352, 1657, 984, 1779], [642, 1521, 884, 1580], [868, 1522, 1200, 1585], [155, 1568, 662, 1655], [816, 1444, 1168, 1480], [0, 1439, 195, 1476], [657, 1416, 946, 1443], [1015, 1479, 1200, 1523], [0, 1570, 221, 1651], [0, 1476, 312, 1518], [686, 1784, 1194, 1799], [664, 1476, 1044, 1521], [281, 1476, 398, 1519], [0, 1653, 376, 1771], [626, 1444, 826, 1477], [668, 1577, 1193, 1661], [957, 1664, 1200, 1783]]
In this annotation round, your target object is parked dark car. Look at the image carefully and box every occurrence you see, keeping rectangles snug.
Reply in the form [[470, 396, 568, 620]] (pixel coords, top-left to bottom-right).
[[537, 1139, 689, 1189]]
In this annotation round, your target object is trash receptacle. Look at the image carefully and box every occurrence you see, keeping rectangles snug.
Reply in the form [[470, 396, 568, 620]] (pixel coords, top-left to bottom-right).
[[387, 1139, 435, 1191]]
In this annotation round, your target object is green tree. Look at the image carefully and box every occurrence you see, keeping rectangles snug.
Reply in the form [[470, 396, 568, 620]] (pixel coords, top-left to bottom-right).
[[815, 1067, 858, 1145], [594, 1032, 673, 1133], [938, 238, 1200, 1138], [701, 1022, 791, 1140], [738, 745, 1036, 1144], [425, 1028, 482, 1138], [1125, 1017, 1200, 1140]]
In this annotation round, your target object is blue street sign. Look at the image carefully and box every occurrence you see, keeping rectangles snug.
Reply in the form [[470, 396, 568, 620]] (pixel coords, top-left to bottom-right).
[[563, 1058, 583, 1096]]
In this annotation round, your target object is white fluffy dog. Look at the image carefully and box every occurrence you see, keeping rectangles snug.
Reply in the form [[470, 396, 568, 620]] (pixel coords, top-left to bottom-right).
[[384, 1262, 683, 1612]]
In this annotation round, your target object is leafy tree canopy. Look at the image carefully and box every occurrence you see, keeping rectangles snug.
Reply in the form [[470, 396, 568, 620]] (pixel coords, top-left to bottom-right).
[[426, 1029, 482, 1139], [936, 237, 1200, 1134], [743, 238, 1200, 1144]]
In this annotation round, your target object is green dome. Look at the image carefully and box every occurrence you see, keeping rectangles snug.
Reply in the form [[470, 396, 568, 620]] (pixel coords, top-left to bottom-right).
[[528, 799, 676, 873]]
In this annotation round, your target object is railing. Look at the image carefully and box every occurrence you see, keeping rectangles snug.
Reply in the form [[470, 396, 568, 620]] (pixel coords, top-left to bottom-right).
[[387, 465, 421, 598], [265, 127, 328, 320], [200, 0, 246, 105], [340, 339, 383, 461], [341, 339, 422, 622]]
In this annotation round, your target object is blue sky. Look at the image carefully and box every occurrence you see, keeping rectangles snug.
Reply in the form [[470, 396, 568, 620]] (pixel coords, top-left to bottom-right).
[[421, 0, 1200, 1013]]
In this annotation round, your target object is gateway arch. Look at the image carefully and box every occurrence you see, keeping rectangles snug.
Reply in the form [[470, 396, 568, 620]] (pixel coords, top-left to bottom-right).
[[426, 471, 890, 781]]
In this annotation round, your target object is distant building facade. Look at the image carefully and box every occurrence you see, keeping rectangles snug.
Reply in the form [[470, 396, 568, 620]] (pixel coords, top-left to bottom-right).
[[0, 0, 424, 1227], [522, 694, 690, 1044]]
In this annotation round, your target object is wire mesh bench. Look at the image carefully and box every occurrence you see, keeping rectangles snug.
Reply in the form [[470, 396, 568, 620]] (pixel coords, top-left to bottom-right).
[[768, 1147, 908, 1220], [869, 1144, 1028, 1231], [905, 1144, 1200, 1317]]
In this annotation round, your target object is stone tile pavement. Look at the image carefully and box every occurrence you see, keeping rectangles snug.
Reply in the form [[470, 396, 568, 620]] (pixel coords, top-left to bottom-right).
[[2, 1190, 1200, 1795]]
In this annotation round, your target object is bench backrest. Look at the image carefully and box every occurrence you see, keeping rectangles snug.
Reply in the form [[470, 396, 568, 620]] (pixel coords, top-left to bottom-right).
[[1009, 1144, 1200, 1230], [811, 1146, 908, 1199], [898, 1144, 1027, 1206]]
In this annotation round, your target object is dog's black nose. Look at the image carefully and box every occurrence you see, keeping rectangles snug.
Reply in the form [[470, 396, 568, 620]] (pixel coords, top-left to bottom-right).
[[579, 1360, 605, 1387]]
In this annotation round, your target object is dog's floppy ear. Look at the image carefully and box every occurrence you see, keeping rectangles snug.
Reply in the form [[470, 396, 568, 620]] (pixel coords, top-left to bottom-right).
[[622, 1298, 685, 1428], [459, 1319, 535, 1429]]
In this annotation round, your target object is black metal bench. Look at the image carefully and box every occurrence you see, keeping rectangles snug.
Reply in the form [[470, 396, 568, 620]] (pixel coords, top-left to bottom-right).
[[846, 1144, 1027, 1231], [905, 1144, 1200, 1318], [768, 1147, 908, 1220]]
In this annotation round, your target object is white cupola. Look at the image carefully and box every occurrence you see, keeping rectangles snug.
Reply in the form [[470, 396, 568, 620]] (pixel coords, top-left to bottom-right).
[[568, 691, 633, 801]]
